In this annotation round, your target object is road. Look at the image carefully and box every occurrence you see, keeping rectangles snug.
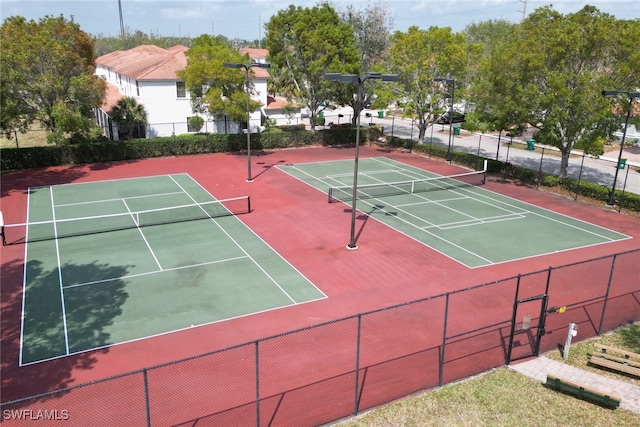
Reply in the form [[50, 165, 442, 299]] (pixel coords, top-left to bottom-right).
[[319, 109, 640, 197]]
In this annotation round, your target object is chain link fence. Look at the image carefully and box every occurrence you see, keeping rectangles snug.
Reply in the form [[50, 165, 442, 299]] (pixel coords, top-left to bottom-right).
[[2, 247, 638, 426]]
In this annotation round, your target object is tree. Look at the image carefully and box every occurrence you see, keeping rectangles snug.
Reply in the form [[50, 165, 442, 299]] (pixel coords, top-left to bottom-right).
[[472, 6, 640, 178], [387, 26, 473, 141], [265, 3, 360, 130], [177, 34, 261, 128], [337, 1, 395, 124], [110, 97, 148, 139], [0, 15, 105, 143]]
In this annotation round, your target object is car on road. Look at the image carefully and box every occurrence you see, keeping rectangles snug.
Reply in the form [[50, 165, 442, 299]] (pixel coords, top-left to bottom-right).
[[436, 112, 466, 124]]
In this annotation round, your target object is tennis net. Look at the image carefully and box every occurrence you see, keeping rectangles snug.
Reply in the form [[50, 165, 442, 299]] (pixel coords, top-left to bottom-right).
[[328, 160, 487, 203], [1, 195, 251, 245]]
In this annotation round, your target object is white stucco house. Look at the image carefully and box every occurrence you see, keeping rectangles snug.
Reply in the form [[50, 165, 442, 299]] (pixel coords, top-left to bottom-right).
[[94, 45, 299, 140]]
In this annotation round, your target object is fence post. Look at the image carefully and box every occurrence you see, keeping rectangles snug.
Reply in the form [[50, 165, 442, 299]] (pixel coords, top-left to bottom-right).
[[536, 147, 546, 189], [143, 369, 151, 427], [439, 293, 450, 386], [354, 314, 362, 415], [476, 135, 482, 170], [506, 274, 522, 365], [598, 254, 618, 336], [255, 340, 260, 427], [574, 153, 586, 200], [619, 165, 630, 213]]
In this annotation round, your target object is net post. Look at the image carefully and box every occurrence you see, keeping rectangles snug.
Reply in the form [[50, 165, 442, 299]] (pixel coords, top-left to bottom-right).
[[482, 159, 488, 184], [247, 195, 251, 213], [0, 211, 5, 246]]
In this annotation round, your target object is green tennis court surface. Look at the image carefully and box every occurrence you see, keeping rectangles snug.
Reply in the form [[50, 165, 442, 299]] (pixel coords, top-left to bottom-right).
[[278, 157, 629, 268], [17, 174, 325, 365]]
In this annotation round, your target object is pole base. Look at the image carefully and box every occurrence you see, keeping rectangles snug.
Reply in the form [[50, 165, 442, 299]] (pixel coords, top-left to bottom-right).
[[246, 179, 254, 183], [346, 244, 358, 250]]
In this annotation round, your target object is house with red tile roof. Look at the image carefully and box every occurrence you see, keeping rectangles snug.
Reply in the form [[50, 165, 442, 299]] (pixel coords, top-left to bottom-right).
[[94, 45, 299, 140]]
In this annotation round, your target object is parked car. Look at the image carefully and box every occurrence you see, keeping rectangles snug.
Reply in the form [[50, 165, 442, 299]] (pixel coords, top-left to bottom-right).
[[436, 112, 466, 124]]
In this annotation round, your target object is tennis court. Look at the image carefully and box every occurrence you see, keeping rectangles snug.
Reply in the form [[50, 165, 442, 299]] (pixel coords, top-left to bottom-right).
[[5, 173, 325, 365], [278, 157, 630, 268]]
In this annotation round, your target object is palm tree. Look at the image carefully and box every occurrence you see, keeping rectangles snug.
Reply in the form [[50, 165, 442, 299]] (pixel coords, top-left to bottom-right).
[[110, 96, 147, 139]]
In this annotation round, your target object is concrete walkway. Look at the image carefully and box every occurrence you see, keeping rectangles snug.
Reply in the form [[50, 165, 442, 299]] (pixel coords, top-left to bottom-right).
[[510, 356, 640, 414]]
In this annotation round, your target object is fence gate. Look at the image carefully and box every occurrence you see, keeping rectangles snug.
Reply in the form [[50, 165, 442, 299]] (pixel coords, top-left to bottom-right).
[[506, 294, 549, 364]]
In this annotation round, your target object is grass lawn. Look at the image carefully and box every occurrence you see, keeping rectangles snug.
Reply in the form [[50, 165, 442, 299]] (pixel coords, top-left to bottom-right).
[[334, 326, 640, 427], [1, 125, 49, 148]]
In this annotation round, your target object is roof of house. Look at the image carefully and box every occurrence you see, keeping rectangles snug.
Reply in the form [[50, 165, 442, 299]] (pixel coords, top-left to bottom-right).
[[239, 48, 269, 60], [97, 44, 272, 81], [265, 95, 298, 111], [102, 82, 124, 114], [95, 45, 189, 81]]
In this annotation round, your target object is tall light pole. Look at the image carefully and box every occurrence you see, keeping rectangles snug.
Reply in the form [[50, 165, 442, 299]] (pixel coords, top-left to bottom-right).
[[325, 72, 398, 249], [601, 90, 639, 206], [434, 77, 455, 162], [224, 61, 270, 182]]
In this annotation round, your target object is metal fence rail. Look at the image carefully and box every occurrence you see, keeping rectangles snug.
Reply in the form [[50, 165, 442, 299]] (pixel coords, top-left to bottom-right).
[[2, 247, 638, 426]]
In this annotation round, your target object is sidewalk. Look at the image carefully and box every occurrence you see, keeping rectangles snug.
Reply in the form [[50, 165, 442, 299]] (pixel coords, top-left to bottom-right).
[[510, 356, 640, 414]]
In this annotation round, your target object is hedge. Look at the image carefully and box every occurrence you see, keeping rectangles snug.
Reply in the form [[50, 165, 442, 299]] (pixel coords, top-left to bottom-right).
[[2, 128, 636, 212], [0, 126, 384, 171]]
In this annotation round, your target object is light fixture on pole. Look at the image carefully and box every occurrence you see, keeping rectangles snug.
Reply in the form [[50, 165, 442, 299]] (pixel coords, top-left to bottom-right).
[[224, 61, 271, 182], [325, 72, 398, 249], [434, 77, 455, 162], [601, 90, 639, 206]]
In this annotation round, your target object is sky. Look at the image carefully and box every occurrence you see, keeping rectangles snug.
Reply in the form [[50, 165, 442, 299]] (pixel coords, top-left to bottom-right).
[[1, 0, 638, 40]]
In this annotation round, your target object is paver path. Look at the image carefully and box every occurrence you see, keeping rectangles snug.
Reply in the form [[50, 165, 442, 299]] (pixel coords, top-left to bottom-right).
[[510, 356, 640, 414]]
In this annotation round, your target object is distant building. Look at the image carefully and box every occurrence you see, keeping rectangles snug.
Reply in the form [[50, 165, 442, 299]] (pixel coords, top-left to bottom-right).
[[94, 45, 299, 140]]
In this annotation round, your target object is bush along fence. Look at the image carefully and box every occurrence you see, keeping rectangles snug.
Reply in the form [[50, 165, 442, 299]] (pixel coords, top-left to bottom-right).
[[1, 126, 638, 213], [1, 248, 638, 426]]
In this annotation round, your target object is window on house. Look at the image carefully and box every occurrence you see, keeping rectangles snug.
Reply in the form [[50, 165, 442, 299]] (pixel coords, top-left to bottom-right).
[[136, 81, 140, 96], [176, 81, 186, 98]]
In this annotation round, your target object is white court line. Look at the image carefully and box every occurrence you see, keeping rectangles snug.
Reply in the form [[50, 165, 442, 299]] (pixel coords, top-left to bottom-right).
[[122, 199, 164, 271], [169, 175, 299, 304], [50, 186, 70, 356], [278, 159, 493, 265], [326, 168, 403, 179], [19, 296, 323, 367], [186, 173, 327, 301], [54, 191, 185, 208], [63, 256, 250, 290], [428, 213, 527, 230], [453, 185, 628, 241], [18, 189, 32, 366], [40, 172, 191, 187], [372, 157, 628, 241]]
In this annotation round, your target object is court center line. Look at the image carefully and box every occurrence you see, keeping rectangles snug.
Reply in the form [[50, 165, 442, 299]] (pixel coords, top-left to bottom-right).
[[168, 175, 299, 304], [63, 256, 250, 290], [455, 186, 623, 241], [122, 199, 164, 271], [360, 167, 481, 224], [50, 186, 71, 356], [356, 195, 495, 264], [187, 172, 328, 300], [426, 213, 527, 230], [54, 191, 185, 208]]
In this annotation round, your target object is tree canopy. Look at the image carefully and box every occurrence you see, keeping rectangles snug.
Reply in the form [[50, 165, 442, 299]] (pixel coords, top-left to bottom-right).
[[387, 26, 475, 141], [0, 15, 105, 144], [472, 6, 640, 177], [177, 34, 262, 126], [265, 3, 360, 129]]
